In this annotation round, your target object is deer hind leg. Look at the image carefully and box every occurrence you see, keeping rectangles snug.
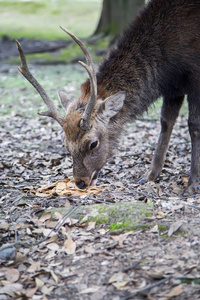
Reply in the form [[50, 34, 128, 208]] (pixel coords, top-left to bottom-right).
[[140, 95, 184, 183], [184, 92, 200, 194]]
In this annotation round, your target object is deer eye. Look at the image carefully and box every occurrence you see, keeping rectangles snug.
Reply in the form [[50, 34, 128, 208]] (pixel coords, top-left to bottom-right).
[[90, 141, 98, 150]]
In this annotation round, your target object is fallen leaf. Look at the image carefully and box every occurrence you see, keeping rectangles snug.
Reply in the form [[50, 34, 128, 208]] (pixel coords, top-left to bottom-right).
[[112, 232, 133, 247], [0, 222, 10, 230], [35, 277, 44, 288], [150, 224, 159, 233], [54, 212, 63, 220], [86, 221, 96, 231], [80, 215, 89, 224], [79, 286, 99, 294], [27, 262, 40, 273], [0, 283, 23, 297], [108, 272, 130, 289], [41, 284, 55, 295], [50, 270, 59, 284], [181, 175, 188, 187], [26, 227, 32, 235], [108, 272, 124, 283], [156, 211, 165, 218], [168, 221, 183, 237], [25, 287, 38, 298], [15, 252, 25, 264], [43, 228, 57, 238], [98, 228, 107, 235], [112, 280, 129, 289], [163, 285, 184, 299], [85, 246, 95, 254], [45, 220, 59, 228], [171, 204, 184, 212], [46, 242, 59, 251], [172, 184, 183, 195], [65, 218, 79, 226], [39, 212, 51, 223], [42, 233, 58, 244], [65, 199, 71, 207], [64, 236, 76, 254], [5, 268, 20, 283], [32, 228, 43, 234], [45, 251, 56, 260]]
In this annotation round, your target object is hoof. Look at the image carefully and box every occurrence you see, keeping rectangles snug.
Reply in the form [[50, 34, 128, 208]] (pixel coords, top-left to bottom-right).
[[181, 184, 200, 196], [138, 177, 148, 184], [138, 171, 160, 185]]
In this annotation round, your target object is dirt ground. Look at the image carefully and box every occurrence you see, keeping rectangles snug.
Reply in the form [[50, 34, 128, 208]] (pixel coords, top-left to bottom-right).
[[0, 35, 69, 60], [1, 53, 200, 299]]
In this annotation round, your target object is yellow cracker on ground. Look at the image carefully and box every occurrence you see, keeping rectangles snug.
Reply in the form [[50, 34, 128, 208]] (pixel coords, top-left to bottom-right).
[[35, 178, 103, 197]]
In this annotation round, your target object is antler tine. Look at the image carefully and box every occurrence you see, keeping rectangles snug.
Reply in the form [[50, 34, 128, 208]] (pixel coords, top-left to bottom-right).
[[60, 26, 97, 131], [60, 26, 93, 68], [16, 40, 64, 127]]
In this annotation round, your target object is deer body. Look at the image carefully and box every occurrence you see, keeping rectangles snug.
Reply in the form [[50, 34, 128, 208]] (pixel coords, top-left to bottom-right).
[[17, 0, 200, 194]]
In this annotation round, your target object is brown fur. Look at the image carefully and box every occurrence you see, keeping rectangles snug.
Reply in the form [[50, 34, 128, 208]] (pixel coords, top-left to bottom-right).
[[61, 0, 200, 193]]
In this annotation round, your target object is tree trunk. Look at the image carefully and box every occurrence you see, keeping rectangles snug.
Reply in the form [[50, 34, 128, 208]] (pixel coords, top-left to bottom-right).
[[94, 0, 145, 37]]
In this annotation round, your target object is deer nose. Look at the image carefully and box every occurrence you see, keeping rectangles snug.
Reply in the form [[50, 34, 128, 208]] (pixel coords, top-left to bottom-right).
[[76, 180, 87, 189]]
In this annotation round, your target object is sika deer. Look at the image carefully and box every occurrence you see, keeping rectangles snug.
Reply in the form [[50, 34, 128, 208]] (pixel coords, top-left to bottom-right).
[[17, 0, 200, 194]]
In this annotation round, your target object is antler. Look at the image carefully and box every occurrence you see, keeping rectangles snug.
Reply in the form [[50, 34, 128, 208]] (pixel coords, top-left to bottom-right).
[[60, 26, 97, 131], [16, 40, 64, 127]]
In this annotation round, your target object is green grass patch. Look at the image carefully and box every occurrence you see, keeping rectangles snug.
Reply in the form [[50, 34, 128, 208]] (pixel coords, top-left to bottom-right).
[[109, 222, 129, 231], [12, 42, 99, 65], [179, 277, 200, 284], [0, 64, 87, 117], [109, 222, 149, 231], [158, 224, 167, 232], [0, 0, 102, 39]]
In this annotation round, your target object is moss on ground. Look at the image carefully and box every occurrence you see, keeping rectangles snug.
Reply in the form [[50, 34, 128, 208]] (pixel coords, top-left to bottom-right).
[[48, 201, 153, 232]]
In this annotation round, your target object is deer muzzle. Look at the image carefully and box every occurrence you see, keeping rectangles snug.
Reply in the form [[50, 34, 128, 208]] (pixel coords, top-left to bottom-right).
[[75, 170, 98, 189]]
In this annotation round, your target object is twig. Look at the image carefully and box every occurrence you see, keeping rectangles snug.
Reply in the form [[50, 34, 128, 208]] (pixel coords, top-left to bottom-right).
[[53, 196, 111, 232], [52, 198, 87, 232], [184, 203, 200, 211], [9, 214, 18, 243], [89, 197, 112, 205], [0, 194, 111, 258], [0, 198, 87, 255], [122, 260, 141, 272], [120, 275, 172, 300]]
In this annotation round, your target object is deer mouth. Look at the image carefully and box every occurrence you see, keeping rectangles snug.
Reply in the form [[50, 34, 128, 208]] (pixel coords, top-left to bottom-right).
[[75, 171, 99, 189], [89, 171, 98, 186]]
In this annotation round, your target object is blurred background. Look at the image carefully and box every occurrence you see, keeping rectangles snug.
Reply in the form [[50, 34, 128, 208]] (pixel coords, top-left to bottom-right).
[[0, 0, 146, 117], [1, 0, 102, 40], [0, 0, 145, 63]]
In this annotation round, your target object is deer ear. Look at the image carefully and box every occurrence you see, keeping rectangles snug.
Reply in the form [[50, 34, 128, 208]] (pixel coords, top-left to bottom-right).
[[102, 91, 126, 119], [58, 90, 71, 111]]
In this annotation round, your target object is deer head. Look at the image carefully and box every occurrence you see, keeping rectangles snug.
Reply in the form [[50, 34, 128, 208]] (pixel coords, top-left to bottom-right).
[[16, 26, 126, 189]]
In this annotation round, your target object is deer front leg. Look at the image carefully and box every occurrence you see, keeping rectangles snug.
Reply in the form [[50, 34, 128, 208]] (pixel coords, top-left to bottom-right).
[[140, 95, 184, 182], [184, 95, 200, 194]]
